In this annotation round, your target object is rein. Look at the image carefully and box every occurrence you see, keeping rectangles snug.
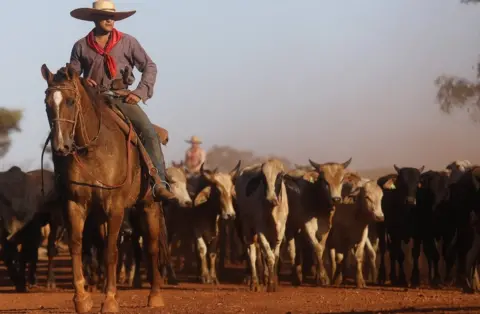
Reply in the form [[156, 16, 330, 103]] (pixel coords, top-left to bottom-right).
[[45, 78, 133, 189]]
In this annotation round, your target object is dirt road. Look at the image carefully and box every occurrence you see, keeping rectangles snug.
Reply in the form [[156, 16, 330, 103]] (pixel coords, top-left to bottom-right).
[[0, 252, 479, 313]]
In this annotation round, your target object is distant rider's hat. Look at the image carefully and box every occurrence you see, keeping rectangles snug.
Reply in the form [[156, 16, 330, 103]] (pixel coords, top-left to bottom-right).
[[185, 136, 202, 144]]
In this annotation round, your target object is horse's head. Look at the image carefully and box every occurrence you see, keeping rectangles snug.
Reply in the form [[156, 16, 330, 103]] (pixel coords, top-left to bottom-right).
[[41, 63, 82, 156]]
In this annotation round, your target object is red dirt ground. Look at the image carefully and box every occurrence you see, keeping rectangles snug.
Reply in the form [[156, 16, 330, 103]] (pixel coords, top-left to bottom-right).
[[1, 251, 480, 314]]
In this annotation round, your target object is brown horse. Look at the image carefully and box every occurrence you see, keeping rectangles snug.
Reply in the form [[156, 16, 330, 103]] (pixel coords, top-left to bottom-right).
[[40, 63, 171, 313]]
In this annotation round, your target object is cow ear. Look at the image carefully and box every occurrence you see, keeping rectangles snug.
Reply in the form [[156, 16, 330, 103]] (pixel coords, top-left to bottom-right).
[[246, 174, 263, 197], [383, 177, 396, 190], [194, 186, 211, 206]]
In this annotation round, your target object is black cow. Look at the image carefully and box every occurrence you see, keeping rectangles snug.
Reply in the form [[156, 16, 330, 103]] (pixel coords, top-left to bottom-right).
[[444, 166, 480, 293], [412, 170, 450, 288], [377, 165, 424, 287]]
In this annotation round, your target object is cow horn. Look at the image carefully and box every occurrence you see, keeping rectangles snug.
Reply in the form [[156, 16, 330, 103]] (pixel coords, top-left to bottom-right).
[[393, 164, 401, 173], [229, 160, 241, 179], [343, 157, 352, 169], [308, 159, 322, 171]]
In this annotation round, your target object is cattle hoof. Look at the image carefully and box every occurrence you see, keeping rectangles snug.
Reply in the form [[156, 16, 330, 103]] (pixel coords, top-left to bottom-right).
[[73, 293, 93, 314], [211, 277, 219, 285], [87, 285, 98, 293], [316, 274, 330, 286], [200, 275, 210, 284], [15, 285, 27, 293], [167, 277, 179, 286], [148, 293, 165, 308], [249, 280, 261, 292], [101, 296, 119, 313], [356, 279, 366, 289], [46, 281, 56, 290], [133, 277, 142, 289], [463, 286, 475, 294], [267, 282, 277, 292]]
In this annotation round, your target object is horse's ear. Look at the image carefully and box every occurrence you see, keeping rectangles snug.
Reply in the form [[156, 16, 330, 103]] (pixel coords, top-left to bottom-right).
[[41, 64, 53, 83]]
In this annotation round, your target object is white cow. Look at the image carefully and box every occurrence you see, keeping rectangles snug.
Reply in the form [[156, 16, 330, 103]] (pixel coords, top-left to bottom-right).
[[235, 159, 289, 292]]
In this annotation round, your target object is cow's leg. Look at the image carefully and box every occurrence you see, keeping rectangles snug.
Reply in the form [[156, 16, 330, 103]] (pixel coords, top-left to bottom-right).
[[410, 237, 421, 288], [208, 237, 219, 285], [442, 232, 456, 286], [377, 223, 387, 285], [3, 238, 22, 291], [99, 212, 123, 314], [329, 248, 336, 283], [132, 232, 143, 288], [388, 236, 400, 285], [305, 223, 330, 286], [351, 228, 368, 288], [27, 233, 41, 288], [247, 242, 260, 291], [397, 240, 408, 287], [67, 202, 92, 314], [218, 219, 227, 277], [332, 251, 344, 286], [258, 233, 277, 292], [196, 236, 210, 284], [365, 237, 377, 284], [287, 235, 301, 286], [463, 231, 480, 293], [46, 221, 59, 290], [424, 236, 442, 288]]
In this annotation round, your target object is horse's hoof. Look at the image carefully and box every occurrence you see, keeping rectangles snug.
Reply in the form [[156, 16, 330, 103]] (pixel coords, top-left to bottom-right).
[[148, 293, 165, 308], [73, 293, 93, 314], [101, 296, 119, 313]]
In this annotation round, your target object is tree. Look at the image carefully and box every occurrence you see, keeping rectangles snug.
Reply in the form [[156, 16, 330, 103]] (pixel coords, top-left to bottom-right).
[[0, 108, 22, 158], [434, 0, 480, 120]]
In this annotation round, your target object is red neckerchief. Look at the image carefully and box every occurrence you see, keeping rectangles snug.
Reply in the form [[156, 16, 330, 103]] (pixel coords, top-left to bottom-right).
[[86, 28, 123, 79]]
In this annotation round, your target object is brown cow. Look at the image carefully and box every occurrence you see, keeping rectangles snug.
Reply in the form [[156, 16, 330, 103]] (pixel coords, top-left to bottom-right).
[[284, 158, 352, 286], [328, 180, 385, 288], [189, 162, 240, 284]]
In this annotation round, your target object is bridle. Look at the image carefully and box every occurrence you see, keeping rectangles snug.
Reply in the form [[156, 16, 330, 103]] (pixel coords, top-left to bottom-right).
[[45, 77, 102, 154]]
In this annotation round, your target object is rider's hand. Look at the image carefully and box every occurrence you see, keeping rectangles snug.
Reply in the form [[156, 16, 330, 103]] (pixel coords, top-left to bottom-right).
[[125, 93, 141, 105], [85, 78, 97, 87]]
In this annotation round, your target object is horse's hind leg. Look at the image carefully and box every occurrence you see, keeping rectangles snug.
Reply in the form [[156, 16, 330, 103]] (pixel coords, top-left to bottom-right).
[[67, 201, 93, 314], [100, 212, 124, 313], [144, 202, 166, 308]]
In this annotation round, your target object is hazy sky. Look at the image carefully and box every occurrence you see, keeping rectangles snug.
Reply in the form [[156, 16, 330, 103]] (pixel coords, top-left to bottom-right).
[[1, 0, 480, 172]]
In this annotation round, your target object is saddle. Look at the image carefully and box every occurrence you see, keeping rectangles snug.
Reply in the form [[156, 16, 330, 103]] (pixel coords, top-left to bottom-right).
[[100, 68, 169, 180]]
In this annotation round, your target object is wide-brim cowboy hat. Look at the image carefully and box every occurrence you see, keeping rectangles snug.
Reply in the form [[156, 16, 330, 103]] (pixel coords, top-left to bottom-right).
[[185, 136, 202, 144], [70, 0, 136, 22]]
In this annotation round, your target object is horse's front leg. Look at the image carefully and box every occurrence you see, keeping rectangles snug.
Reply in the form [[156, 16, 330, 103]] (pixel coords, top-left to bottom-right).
[[100, 213, 123, 313], [67, 201, 92, 314], [144, 202, 166, 308]]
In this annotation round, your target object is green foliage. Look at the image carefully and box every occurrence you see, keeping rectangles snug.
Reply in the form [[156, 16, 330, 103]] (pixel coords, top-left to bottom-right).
[[433, 0, 480, 121], [0, 108, 22, 158]]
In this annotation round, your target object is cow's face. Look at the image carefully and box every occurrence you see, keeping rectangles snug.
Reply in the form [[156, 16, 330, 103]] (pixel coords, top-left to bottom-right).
[[166, 167, 193, 208], [358, 181, 384, 222], [194, 163, 240, 220], [245, 159, 285, 208], [421, 171, 450, 211], [308, 158, 352, 204], [393, 165, 424, 205], [447, 160, 472, 184]]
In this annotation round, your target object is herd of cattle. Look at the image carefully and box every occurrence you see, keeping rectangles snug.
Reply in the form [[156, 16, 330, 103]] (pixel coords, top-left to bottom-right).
[[1, 158, 480, 295]]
